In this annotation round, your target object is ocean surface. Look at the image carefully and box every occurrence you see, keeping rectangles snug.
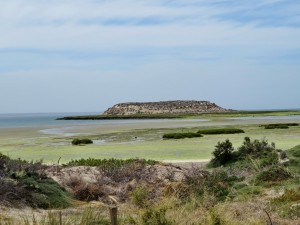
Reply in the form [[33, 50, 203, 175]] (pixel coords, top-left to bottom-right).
[[0, 112, 208, 129], [0, 112, 102, 128]]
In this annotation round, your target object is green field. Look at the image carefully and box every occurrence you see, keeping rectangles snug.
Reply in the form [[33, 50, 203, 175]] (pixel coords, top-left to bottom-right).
[[1, 116, 300, 163]]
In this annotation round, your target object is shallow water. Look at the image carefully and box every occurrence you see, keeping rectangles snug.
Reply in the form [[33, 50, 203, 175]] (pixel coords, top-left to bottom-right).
[[0, 113, 209, 128]]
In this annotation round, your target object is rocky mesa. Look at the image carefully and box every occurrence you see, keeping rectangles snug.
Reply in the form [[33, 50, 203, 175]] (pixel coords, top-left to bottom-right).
[[103, 100, 230, 115]]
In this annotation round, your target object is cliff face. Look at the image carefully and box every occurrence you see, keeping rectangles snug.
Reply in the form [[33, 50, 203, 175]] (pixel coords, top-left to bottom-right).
[[103, 100, 230, 115]]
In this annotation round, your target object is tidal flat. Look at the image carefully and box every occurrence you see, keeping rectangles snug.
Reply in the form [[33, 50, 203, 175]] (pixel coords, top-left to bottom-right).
[[1, 114, 300, 163]]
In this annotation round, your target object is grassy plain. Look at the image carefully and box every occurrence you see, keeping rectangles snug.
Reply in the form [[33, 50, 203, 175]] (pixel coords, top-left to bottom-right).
[[0, 114, 300, 163]]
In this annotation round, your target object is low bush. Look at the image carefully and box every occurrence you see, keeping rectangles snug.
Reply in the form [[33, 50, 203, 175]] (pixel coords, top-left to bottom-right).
[[255, 165, 292, 183], [288, 145, 300, 158], [237, 137, 275, 158], [197, 128, 245, 135], [73, 183, 107, 201], [72, 138, 93, 145], [162, 132, 202, 139], [0, 153, 71, 209], [260, 123, 299, 129], [183, 168, 240, 202]]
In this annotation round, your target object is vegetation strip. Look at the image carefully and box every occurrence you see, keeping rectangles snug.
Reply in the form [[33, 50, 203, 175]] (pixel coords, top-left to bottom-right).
[[197, 128, 245, 135], [260, 123, 299, 129], [162, 132, 203, 139]]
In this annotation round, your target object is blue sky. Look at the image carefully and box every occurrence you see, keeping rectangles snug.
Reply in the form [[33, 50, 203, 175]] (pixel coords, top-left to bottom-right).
[[0, 0, 300, 113]]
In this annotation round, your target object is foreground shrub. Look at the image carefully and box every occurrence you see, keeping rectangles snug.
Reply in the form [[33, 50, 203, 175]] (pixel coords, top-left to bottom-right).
[[197, 128, 245, 135], [255, 165, 292, 183], [72, 138, 93, 145], [162, 132, 202, 139], [0, 153, 71, 209], [183, 168, 240, 202]]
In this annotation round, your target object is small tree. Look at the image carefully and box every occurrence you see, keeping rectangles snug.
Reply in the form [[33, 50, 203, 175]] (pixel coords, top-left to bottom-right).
[[211, 139, 234, 167]]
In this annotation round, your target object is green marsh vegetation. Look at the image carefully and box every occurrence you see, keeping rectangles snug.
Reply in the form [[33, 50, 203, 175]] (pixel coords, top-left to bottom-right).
[[260, 123, 299, 129], [2, 121, 300, 163], [71, 138, 93, 145]]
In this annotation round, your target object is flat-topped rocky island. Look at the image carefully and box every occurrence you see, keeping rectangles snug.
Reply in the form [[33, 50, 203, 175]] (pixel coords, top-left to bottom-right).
[[58, 100, 232, 120]]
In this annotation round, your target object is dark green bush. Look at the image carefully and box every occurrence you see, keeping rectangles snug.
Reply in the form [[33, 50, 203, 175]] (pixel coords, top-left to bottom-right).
[[19, 175, 71, 209], [260, 123, 299, 129], [197, 128, 245, 135], [210, 139, 235, 167], [72, 138, 93, 145], [288, 145, 300, 158], [162, 132, 202, 139], [237, 137, 275, 158], [264, 125, 289, 129], [0, 153, 71, 209]]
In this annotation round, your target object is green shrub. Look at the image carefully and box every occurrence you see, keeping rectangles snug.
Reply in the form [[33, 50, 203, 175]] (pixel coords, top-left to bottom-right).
[[0, 153, 71, 209], [255, 165, 292, 183], [210, 139, 235, 167], [288, 145, 300, 158], [260, 123, 299, 129], [72, 138, 93, 145], [197, 128, 245, 135], [184, 168, 240, 202], [237, 137, 275, 158], [162, 132, 202, 139]]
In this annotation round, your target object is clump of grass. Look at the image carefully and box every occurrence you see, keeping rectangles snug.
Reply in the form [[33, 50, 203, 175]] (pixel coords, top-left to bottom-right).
[[162, 132, 202, 139], [71, 138, 93, 145], [197, 128, 245, 135], [271, 187, 300, 218], [141, 207, 174, 225], [130, 186, 150, 208]]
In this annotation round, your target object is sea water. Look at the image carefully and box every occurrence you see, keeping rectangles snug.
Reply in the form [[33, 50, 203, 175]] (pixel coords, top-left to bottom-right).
[[0, 112, 209, 129]]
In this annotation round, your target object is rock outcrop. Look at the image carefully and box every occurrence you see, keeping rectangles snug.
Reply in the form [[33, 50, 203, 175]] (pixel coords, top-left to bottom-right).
[[103, 100, 230, 115]]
